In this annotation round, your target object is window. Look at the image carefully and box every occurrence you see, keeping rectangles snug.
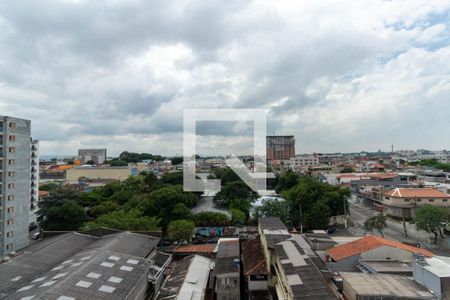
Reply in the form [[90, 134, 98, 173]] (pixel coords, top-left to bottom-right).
[[7, 195, 14, 201], [416, 199, 421, 202], [7, 207, 14, 213], [8, 171, 14, 177], [6, 231, 13, 238], [8, 159, 15, 165], [385, 196, 390, 200], [7, 219, 13, 225], [8, 135, 15, 142], [429, 199, 434, 202], [443, 199, 448, 202], [404, 199, 410, 202], [9, 122, 16, 129], [8, 147, 15, 153], [6, 243, 13, 250], [8, 183, 14, 189]]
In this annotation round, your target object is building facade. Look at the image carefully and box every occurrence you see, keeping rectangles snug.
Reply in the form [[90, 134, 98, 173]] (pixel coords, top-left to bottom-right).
[[0, 116, 32, 256], [30, 139, 39, 225], [266, 136, 295, 161], [78, 148, 107, 164], [290, 155, 319, 169]]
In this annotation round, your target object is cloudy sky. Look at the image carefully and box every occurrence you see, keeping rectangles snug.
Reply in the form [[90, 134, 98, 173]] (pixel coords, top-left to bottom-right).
[[1, 0, 450, 157]]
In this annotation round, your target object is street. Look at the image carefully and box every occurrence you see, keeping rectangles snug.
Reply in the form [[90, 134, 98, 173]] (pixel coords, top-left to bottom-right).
[[348, 195, 450, 256]]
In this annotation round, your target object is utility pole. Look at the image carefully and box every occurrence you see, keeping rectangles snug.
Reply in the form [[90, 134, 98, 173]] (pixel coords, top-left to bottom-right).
[[299, 201, 303, 234]]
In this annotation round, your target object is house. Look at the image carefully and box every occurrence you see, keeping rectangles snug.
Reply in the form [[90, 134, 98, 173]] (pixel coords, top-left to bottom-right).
[[413, 255, 450, 300], [326, 235, 433, 272], [241, 238, 269, 299], [214, 240, 240, 300], [382, 188, 450, 218], [340, 272, 436, 300], [258, 217, 338, 300]]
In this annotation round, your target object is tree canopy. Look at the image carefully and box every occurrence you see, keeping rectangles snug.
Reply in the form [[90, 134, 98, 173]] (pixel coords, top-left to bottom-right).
[[364, 214, 388, 237], [414, 204, 448, 243], [168, 219, 195, 241]]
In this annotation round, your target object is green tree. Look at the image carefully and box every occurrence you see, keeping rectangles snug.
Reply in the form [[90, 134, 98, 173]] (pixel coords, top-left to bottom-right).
[[168, 219, 195, 241], [275, 170, 300, 193], [84, 209, 160, 231], [91, 201, 120, 218], [85, 160, 95, 165], [192, 212, 231, 226], [110, 159, 128, 166], [39, 182, 59, 191], [171, 157, 183, 165], [231, 208, 246, 225], [254, 200, 290, 224], [364, 214, 388, 238], [161, 172, 184, 185], [40, 201, 85, 231], [305, 202, 331, 230], [213, 181, 257, 207], [414, 205, 448, 243]]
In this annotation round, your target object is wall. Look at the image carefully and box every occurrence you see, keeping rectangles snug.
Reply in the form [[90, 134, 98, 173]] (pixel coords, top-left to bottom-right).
[[413, 263, 442, 299], [361, 246, 414, 262], [66, 166, 131, 182]]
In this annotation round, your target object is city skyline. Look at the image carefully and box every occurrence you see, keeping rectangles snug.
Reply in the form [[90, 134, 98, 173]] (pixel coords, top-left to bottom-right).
[[1, 1, 450, 155]]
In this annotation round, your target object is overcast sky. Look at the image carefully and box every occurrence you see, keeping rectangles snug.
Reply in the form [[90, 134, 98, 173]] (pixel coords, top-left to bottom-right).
[[1, 0, 450, 157]]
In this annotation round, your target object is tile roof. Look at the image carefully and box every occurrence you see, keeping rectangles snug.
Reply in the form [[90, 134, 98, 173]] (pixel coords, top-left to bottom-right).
[[326, 235, 433, 261], [384, 188, 450, 198], [242, 239, 268, 276], [174, 244, 216, 254]]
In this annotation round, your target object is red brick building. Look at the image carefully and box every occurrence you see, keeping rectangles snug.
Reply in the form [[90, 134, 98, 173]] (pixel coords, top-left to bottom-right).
[[266, 135, 295, 161]]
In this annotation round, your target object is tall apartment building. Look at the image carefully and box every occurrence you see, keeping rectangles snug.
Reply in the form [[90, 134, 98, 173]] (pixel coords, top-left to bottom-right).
[[30, 139, 39, 225], [0, 116, 32, 256], [266, 135, 295, 161], [78, 148, 107, 164]]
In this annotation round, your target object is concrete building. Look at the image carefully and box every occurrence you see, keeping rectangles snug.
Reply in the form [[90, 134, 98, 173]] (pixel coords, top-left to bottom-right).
[[214, 239, 241, 300], [0, 230, 160, 300], [65, 162, 149, 183], [382, 188, 450, 218], [340, 272, 436, 300], [290, 155, 319, 170], [266, 136, 295, 161], [0, 116, 32, 256], [78, 148, 107, 164], [413, 255, 450, 299], [30, 139, 39, 225], [258, 217, 337, 300]]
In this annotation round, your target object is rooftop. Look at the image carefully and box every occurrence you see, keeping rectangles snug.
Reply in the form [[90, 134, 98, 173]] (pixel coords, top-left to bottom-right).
[[242, 239, 268, 276], [174, 244, 216, 254], [215, 240, 240, 275], [327, 235, 433, 261], [0, 232, 159, 300], [384, 187, 450, 198], [417, 256, 450, 277], [340, 272, 435, 299], [157, 255, 211, 300]]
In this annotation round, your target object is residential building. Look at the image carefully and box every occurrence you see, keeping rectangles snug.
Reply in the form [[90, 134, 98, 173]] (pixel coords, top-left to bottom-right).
[[0, 231, 160, 300], [266, 136, 295, 161], [78, 148, 107, 164], [382, 188, 450, 218], [0, 116, 32, 256], [340, 272, 436, 300], [214, 239, 240, 300], [290, 155, 319, 170], [258, 217, 337, 300], [413, 255, 450, 300], [65, 163, 148, 182], [30, 139, 39, 225], [156, 255, 212, 300], [241, 238, 269, 299]]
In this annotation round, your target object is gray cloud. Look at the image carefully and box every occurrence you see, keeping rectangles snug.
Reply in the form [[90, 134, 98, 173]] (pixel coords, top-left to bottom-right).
[[0, 0, 449, 156]]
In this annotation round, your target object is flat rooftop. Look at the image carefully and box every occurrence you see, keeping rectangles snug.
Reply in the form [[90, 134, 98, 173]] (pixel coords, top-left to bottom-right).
[[341, 272, 435, 299], [0, 232, 159, 300]]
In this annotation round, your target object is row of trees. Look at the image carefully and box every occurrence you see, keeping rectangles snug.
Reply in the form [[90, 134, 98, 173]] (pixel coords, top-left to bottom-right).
[[363, 205, 448, 244]]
